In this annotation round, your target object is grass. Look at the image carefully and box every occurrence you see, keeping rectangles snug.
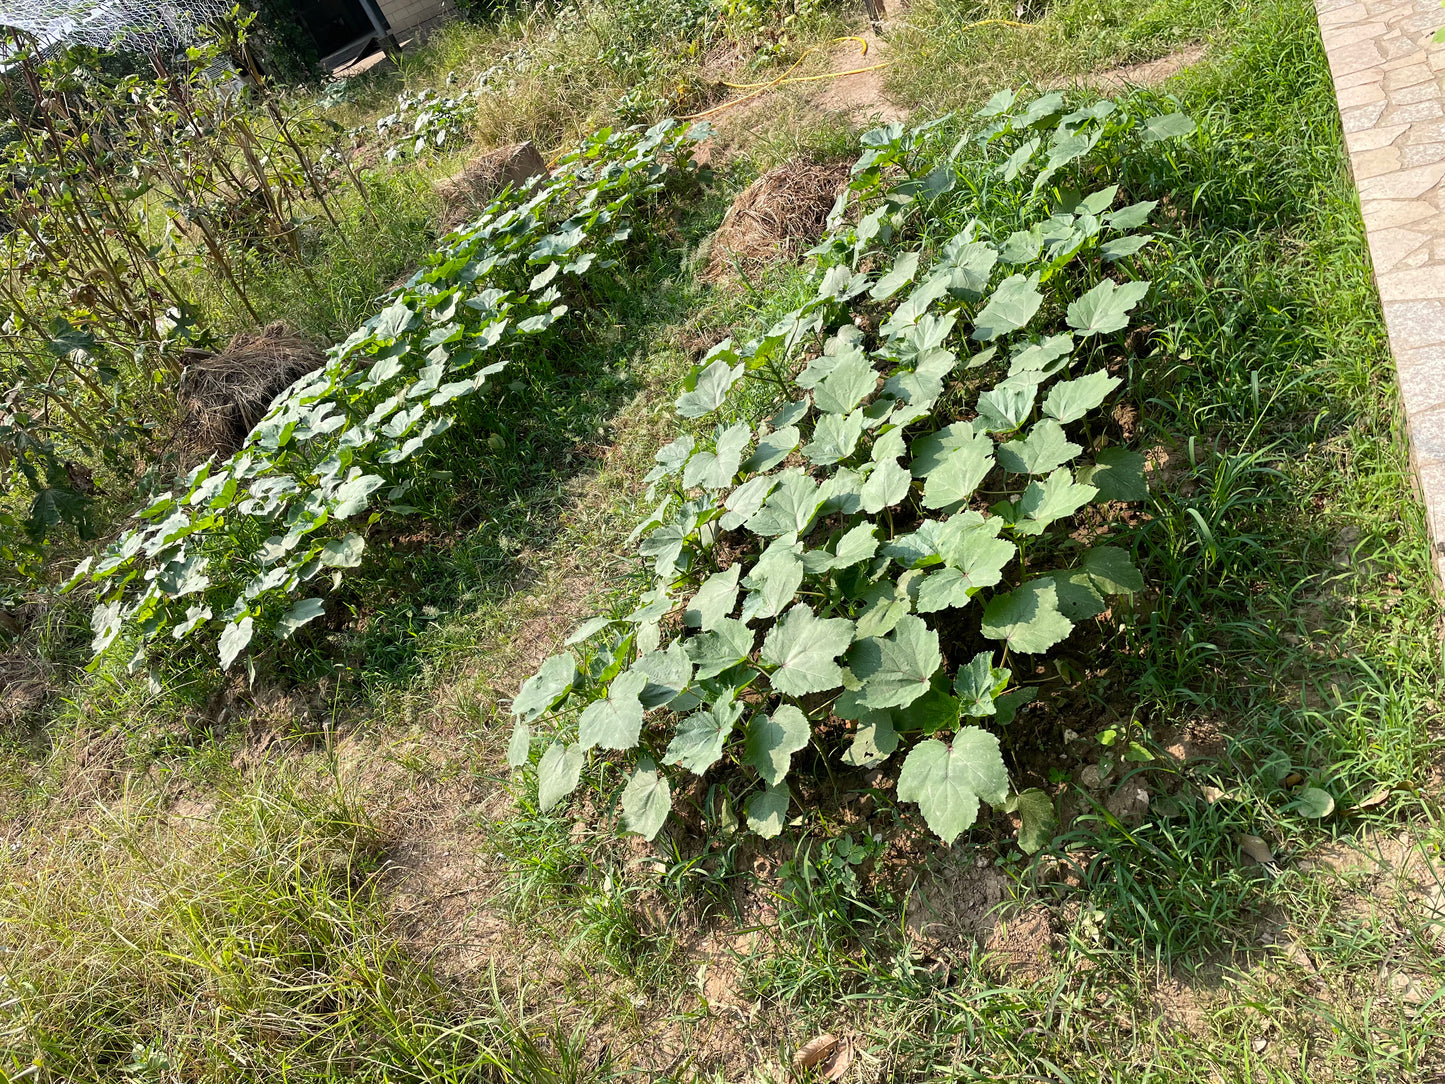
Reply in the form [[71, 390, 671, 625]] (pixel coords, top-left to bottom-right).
[[3, 0, 1445, 1080]]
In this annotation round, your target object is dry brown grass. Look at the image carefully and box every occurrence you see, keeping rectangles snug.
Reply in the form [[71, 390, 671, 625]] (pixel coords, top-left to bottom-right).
[[703, 158, 851, 281], [177, 323, 326, 462]]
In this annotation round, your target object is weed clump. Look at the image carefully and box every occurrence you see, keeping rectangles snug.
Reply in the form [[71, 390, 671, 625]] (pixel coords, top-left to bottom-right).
[[177, 323, 327, 462], [704, 158, 851, 279]]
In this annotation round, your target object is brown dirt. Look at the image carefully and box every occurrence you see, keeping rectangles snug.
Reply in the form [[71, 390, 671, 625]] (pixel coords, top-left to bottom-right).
[[434, 141, 548, 232], [808, 31, 908, 127], [703, 159, 851, 281], [177, 323, 326, 462], [1064, 45, 1208, 92]]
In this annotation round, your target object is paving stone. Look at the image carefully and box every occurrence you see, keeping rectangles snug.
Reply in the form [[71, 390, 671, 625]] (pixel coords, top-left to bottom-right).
[[1317, 0, 1445, 581]]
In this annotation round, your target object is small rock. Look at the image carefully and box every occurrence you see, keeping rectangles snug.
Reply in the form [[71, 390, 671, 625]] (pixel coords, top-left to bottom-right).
[[1079, 764, 1110, 790]]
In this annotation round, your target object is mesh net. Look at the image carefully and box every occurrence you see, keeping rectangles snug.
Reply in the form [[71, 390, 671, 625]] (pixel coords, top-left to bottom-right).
[[0, 0, 233, 51]]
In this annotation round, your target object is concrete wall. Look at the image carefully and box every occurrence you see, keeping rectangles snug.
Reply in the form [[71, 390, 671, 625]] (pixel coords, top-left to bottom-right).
[[375, 0, 448, 34]]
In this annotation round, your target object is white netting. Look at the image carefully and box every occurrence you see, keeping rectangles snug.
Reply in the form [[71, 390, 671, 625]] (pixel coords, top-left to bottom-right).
[[0, 0, 232, 51]]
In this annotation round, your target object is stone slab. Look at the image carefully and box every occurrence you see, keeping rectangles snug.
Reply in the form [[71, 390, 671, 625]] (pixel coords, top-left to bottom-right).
[[1317, 0, 1445, 581]]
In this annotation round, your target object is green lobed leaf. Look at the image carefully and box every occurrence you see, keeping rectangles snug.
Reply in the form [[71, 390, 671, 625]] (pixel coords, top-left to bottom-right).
[[686, 617, 755, 679], [513, 652, 578, 722], [276, 597, 325, 640], [761, 604, 856, 696], [851, 614, 943, 709], [1043, 370, 1122, 424], [684, 564, 741, 631], [621, 758, 673, 840], [746, 783, 791, 838], [972, 273, 1044, 341], [980, 580, 1074, 654], [743, 704, 811, 786], [1014, 467, 1098, 535], [1065, 279, 1151, 336], [1014, 787, 1057, 854], [954, 650, 1011, 717], [577, 669, 648, 751], [1084, 545, 1145, 594], [664, 695, 745, 774], [676, 358, 745, 418], [537, 741, 586, 812], [897, 729, 1009, 844], [1076, 447, 1148, 501], [997, 419, 1082, 475]]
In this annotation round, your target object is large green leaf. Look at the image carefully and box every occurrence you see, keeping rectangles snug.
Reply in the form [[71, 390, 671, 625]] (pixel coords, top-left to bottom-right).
[[972, 273, 1043, 341], [922, 440, 994, 510], [631, 641, 694, 709], [975, 383, 1037, 433], [507, 717, 531, 768], [1014, 468, 1098, 535], [1065, 279, 1150, 336], [684, 565, 741, 631], [537, 741, 586, 812], [676, 357, 745, 418], [741, 425, 800, 474], [683, 422, 751, 489], [761, 604, 855, 696], [804, 410, 866, 465], [1084, 545, 1145, 594], [860, 457, 913, 514], [851, 614, 943, 709], [813, 350, 878, 415], [621, 758, 672, 840], [276, 598, 325, 640], [871, 251, 920, 300], [1043, 370, 1122, 424], [897, 730, 1009, 844], [720, 474, 779, 530], [664, 695, 744, 774], [1142, 112, 1197, 143], [954, 650, 1011, 717], [911, 423, 985, 477], [218, 615, 254, 670], [1014, 787, 1056, 854], [740, 536, 804, 622], [746, 471, 822, 537], [686, 617, 756, 679], [1076, 447, 1148, 501], [513, 653, 578, 722], [746, 783, 791, 838], [997, 419, 1081, 476], [980, 580, 1074, 654], [742, 704, 811, 786], [577, 669, 648, 750], [842, 710, 899, 768]]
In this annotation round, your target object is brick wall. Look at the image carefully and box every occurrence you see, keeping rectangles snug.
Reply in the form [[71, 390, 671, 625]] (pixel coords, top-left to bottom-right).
[[376, 0, 448, 33]]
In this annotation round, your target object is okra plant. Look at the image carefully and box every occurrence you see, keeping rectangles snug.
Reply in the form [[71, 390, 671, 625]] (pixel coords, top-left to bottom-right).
[[511, 90, 1195, 847]]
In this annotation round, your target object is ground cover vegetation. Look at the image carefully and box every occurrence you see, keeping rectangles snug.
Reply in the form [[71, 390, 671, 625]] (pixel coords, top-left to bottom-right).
[[1, 0, 1443, 1080]]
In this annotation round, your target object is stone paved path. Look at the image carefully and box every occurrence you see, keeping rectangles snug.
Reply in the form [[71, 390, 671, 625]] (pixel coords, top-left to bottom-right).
[[1316, 0, 1445, 578]]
